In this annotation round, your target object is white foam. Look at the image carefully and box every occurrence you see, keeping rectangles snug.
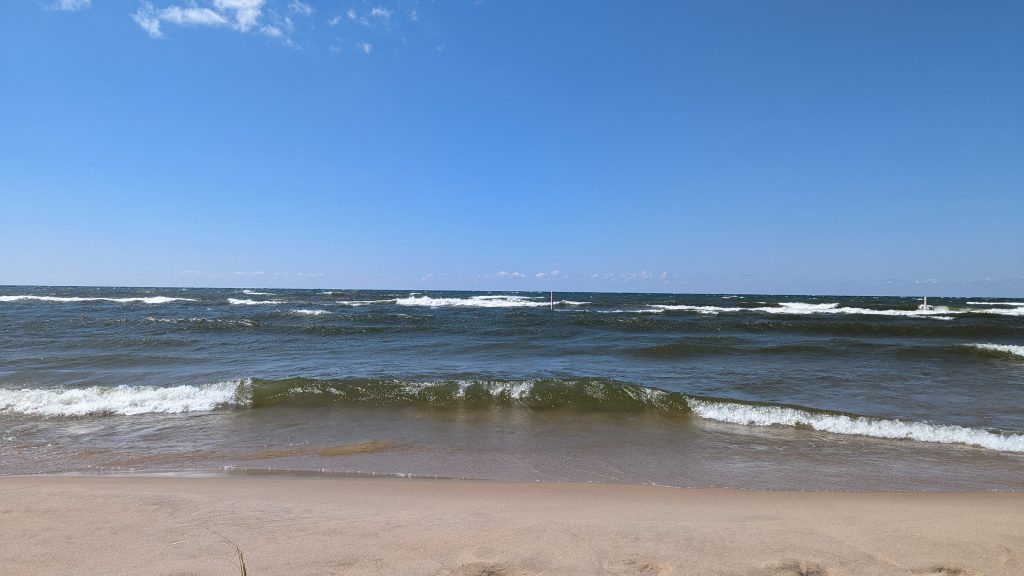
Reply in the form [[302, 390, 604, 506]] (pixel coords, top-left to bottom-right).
[[146, 317, 256, 327], [648, 301, 1024, 317], [0, 380, 246, 416], [978, 306, 1024, 316], [290, 309, 332, 316], [687, 399, 1024, 453], [337, 299, 397, 306], [227, 298, 285, 305], [965, 343, 1024, 359], [242, 290, 275, 296], [396, 295, 558, 308], [966, 301, 1024, 306], [0, 295, 193, 304]]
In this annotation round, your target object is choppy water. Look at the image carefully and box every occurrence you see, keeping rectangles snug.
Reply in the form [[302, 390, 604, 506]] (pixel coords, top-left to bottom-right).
[[1, 286, 1022, 490]]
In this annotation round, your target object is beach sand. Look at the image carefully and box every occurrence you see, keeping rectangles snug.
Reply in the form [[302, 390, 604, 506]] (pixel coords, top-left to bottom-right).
[[1, 475, 1021, 576]]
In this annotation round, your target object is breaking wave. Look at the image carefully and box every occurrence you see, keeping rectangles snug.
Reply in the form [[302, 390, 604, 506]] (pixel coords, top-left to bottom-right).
[[290, 309, 333, 316], [5, 378, 1021, 453], [688, 399, 1024, 453], [227, 298, 285, 305], [650, 301, 1024, 317], [963, 343, 1024, 359], [0, 295, 193, 304], [396, 294, 586, 308], [0, 381, 242, 416]]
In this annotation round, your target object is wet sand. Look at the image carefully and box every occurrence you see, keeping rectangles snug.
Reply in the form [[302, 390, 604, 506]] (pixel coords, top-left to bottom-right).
[[1, 475, 1022, 576]]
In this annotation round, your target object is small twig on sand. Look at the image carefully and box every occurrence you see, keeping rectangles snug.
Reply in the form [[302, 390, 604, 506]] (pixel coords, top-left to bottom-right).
[[207, 528, 248, 576]]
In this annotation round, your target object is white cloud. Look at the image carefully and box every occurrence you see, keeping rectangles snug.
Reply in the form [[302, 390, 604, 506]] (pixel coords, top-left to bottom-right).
[[260, 24, 283, 37], [496, 271, 525, 279], [212, 0, 264, 32], [347, 8, 370, 26], [357, 41, 373, 55], [327, 15, 342, 26], [288, 0, 313, 16], [133, 3, 164, 38], [132, 0, 299, 41], [160, 6, 229, 27], [49, 0, 91, 11], [535, 270, 564, 280], [408, 9, 418, 21], [370, 6, 392, 24]]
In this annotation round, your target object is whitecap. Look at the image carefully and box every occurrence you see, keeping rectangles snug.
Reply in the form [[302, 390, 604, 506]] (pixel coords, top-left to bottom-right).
[[964, 343, 1024, 359], [290, 309, 332, 316], [0, 380, 247, 416], [0, 295, 194, 304], [687, 399, 1024, 453], [227, 298, 285, 305], [396, 295, 554, 308]]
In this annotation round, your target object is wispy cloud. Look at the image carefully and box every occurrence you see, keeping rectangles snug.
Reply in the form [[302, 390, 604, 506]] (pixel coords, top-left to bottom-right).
[[370, 6, 392, 25], [132, 0, 290, 40], [287, 0, 312, 16], [535, 270, 566, 280], [346, 7, 370, 26], [496, 271, 525, 279], [48, 0, 91, 11], [357, 41, 373, 55]]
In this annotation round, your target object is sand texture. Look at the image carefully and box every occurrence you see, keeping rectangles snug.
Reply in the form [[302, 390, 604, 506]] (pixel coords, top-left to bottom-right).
[[1, 476, 1022, 576]]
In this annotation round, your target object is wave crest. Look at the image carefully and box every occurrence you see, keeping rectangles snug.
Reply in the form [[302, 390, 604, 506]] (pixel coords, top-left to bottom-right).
[[0, 380, 244, 416], [0, 295, 193, 304], [688, 399, 1024, 453], [964, 343, 1024, 359]]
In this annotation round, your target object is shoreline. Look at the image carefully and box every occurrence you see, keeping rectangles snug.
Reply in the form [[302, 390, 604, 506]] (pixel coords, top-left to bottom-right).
[[3, 475, 1022, 575], [16, 467, 1024, 493]]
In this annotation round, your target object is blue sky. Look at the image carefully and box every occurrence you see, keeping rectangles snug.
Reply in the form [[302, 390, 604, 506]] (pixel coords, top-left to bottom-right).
[[1, 1, 1022, 295]]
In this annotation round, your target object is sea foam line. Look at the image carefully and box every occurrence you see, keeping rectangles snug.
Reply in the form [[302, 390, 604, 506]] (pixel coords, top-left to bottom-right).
[[0, 380, 245, 416], [686, 399, 1024, 453], [0, 295, 194, 304]]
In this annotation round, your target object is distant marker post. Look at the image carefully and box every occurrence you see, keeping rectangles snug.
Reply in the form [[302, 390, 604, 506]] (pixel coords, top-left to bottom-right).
[[550, 291, 554, 310]]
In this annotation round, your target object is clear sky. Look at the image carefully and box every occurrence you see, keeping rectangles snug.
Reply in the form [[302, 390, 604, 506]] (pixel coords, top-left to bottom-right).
[[1, 1, 1022, 295]]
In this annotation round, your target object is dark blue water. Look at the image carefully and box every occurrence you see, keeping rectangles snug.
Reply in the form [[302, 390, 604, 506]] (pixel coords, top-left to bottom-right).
[[2, 286, 1022, 489]]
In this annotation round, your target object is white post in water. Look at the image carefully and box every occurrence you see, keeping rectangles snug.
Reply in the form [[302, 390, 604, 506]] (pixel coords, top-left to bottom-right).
[[550, 291, 554, 310], [923, 296, 928, 310]]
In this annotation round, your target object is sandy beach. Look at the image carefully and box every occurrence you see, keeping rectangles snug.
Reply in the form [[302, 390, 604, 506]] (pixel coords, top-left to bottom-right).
[[1, 476, 1021, 576]]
